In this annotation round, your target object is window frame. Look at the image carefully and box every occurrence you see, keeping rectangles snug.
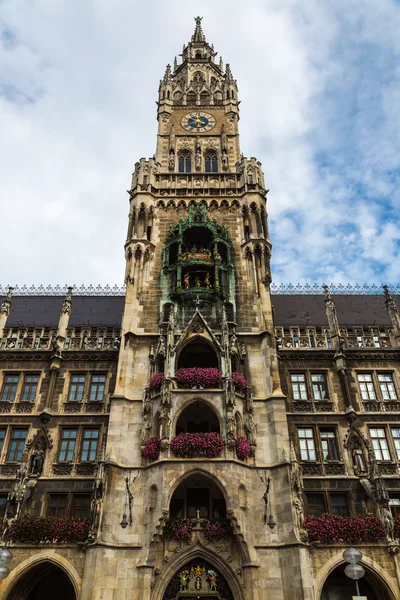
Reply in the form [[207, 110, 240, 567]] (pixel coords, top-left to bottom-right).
[[305, 491, 350, 517], [320, 428, 339, 462], [369, 427, 391, 461], [377, 372, 398, 401], [297, 428, 317, 462], [204, 151, 218, 173], [6, 428, 28, 462], [80, 429, 99, 462], [0, 374, 20, 402], [68, 374, 86, 402], [47, 493, 68, 518], [21, 373, 40, 402], [89, 374, 106, 402], [58, 428, 78, 463], [71, 493, 92, 519], [291, 373, 308, 401], [311, 372, 329, 401], [357, 372, 377, 401], [178, 150, 192, 173], [305, 493, 326, 517]]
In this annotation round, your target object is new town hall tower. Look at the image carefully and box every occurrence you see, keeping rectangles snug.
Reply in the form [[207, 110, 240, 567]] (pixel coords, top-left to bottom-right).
[[1, 17, 400, 600]]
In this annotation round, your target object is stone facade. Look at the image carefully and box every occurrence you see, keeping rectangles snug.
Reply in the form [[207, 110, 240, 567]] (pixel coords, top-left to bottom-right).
[[0, 16, 400, 600]]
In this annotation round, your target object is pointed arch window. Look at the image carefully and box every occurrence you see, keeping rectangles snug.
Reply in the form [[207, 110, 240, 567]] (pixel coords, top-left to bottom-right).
[[205, 151, 218, 173], [178, 150, 191, 173]]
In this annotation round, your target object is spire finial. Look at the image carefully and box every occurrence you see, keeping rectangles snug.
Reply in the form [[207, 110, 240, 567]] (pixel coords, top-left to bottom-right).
[[225, 63, 233, 81], [163, 64, 172, 84], [192, 16, 205, 42]]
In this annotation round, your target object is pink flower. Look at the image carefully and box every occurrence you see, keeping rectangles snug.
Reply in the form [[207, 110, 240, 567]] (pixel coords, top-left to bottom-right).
[[235, 437, 251, 460], [149, 372, 165, 391], [175, 367, 222, 389], [232, 371, 247, 389], [142, 436, 161, 460], [171, 432, 225, 458]]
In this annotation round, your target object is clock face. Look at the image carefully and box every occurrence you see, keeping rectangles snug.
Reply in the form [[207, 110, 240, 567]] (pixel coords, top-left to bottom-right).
[[181, 112, 216, 133]]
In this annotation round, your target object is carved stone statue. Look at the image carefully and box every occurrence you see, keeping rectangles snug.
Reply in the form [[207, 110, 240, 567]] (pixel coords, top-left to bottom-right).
[[161, 405, 171, 440], [141, 413, 152, 445], [221, 152, 228, 170], [30, 449, 44, 476], [168, 151, 175, 170], [380, 504, 394, 540], [244, 413, 257, 446], [351, 439, 368, 475], [226, 408, 235, 437]]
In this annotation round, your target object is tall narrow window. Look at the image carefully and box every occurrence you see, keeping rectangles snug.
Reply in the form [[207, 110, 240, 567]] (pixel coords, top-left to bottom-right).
[[48, 494, 68, 517], [357, 373, 376, 400], [298, 428, 316, 461], [89, 374, 106, 401], [391, 428, 400, 460], [1, 375, 19, 401], [370, 428, 391, 461], [21, 374, 39, 401], [0, 428, 6, 455], [80, 429, 99, 461], [7, 429, 28, 462], [205, 151, 218, 173], [68, 375, 86, 401], [378, 373, 397, 400], [306, 493, 325, 517], [330, 494, 348, 516], [71, 494, 92, 519], [58, 429, 77, 462], [178, 150, 191, 173], [311, 373, 328, 400], [0, 494, 7, 519], [320, 429, 339, 461], [291, 374, 308, 400]]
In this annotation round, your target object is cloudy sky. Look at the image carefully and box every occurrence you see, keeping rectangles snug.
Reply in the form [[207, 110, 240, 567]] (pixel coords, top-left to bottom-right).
[[1, 0, 400, 288]]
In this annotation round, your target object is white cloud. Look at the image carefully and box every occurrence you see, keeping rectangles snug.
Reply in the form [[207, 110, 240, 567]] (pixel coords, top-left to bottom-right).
[[0, 0, 399, 286]]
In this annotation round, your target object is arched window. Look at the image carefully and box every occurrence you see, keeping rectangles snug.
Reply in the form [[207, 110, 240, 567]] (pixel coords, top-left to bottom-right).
[[178, 150, 191, 173], [205, 151, 218, 173]]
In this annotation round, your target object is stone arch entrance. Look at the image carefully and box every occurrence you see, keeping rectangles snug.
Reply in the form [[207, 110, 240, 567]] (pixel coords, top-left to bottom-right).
[[5, 561, 77, 600], [321, 563, 395, 600], [162, 558, 234, 600]]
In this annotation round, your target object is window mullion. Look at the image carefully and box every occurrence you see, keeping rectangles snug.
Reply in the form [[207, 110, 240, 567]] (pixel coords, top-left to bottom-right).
[[373, 371, 383, 403], [306, 372, 314, 406]]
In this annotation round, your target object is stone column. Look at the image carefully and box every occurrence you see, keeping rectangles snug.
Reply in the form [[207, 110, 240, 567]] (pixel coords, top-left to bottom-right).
[[0, 286, 13, 339]]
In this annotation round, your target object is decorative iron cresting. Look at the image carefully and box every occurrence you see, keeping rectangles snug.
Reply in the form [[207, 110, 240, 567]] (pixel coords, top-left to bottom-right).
[[1, 283, 398, 297]]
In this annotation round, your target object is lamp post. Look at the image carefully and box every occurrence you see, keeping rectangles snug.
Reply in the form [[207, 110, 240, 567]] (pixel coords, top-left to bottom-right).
[[0, 547, 13, 580], [343, 547, 365, 596]]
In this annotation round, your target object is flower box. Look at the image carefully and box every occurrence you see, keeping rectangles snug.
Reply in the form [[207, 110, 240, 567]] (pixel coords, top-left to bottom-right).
[[170, 432, 225, 458], [175, 367, 222, 389], [164, 518, 193, 541], [235, 437, 251, 460], [149, 372, 165, 391], [9, 516, 92, 544], [232, 371, 247, 390], [304, 513, 386, 544], [201, 518, 231, 541], [142, 436, 161, 460]]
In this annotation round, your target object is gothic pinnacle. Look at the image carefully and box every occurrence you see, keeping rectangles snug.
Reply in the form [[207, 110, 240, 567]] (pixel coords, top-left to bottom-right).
[[192, 16, 205, 42], [163, 64, 172, 83]]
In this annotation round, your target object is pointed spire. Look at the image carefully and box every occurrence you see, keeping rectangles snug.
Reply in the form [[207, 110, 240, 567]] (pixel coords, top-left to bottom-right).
[[192, 16, 205, 42], [163, 64, 172, 84], [225, 63, 233, 81], [169, 125, 175, 151], [383, 285, 400, 343], [0, 286, 13, 316], [219, 56, 223, 71], [173, 56, 177, 71], [323, 284, 340, 345]]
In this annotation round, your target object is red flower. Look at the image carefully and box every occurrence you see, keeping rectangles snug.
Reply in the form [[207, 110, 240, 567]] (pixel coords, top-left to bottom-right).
[[175, 368, 222, 389], [142, 436, 161, 460], [232, 371, 247, 389], [9, 516, 92, 544], [235, 437, 251, 460], [149, 372, 165, 391], [171, 432, 225, 458]]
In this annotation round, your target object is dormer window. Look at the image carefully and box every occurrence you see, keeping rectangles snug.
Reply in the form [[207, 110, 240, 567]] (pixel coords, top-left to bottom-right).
[[205, 151, 218, 173], [178, 150, 191, 173], [195, 51, 202, 59]]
